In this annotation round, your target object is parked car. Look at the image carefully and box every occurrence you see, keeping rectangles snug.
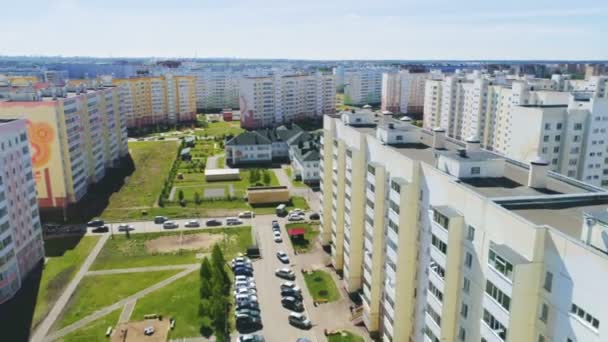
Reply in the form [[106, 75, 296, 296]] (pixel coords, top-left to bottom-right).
[[87, 218, 105, 227], [287, 214, 305, 222], [273, 232, 283, 243], [236, 315, 262, 331], [289, 209, 305, 215], [184, 220, 200, 228], [288, 312, 312, 329], [276, 251, 290, 264], [275, 268, 296, 280], [235, 274, 254, 282], [236, 308, 261, 319], [154, 216, 168, 224], [234, 267, 253, 277], [234, 287, 257, 297], [272, 220, 280, 228], [143, 326, 155, 335], [281, 288, 303, 300], [276, 204, 287, 216], [117, 224, 134, 232], [206, 219, 222, 226], [232, 257, 251, 266], [91, 226, 109, 233], [280, 281, 297, 290], [235, 280, 257, 290], [281, 296, 304, 312], [309, 212, 320, 220], [239, 334, 265, 342], [236, 300, 260, 311], [163, 221, 179, 229], [238, 211, 255, 218], [227, 217, 243, 225]]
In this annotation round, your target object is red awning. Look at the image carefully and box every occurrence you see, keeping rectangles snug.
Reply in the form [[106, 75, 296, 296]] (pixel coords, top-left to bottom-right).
[[287, 228, 306, 236]]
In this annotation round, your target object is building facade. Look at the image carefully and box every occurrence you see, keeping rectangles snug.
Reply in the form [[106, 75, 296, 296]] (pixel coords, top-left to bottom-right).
[[0, 119, 44, 304], [344, 69, 385, 106], [321, 110, 608, 342], [239, 72, 335, 129], [0, 86, 129, 208], [113, 75, 196, 128]]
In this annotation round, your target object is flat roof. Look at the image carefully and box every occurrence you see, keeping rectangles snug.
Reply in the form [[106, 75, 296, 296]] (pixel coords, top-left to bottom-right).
[[205, 168, 240, 176]]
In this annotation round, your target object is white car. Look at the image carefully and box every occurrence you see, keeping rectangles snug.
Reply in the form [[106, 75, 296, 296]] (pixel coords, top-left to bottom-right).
[[163, 221, 179, 229], [117, 224, 135, 232], [280, 281, 300, 292], [238, 211, 255, 218], [273, 231, 283, 243], [287, 214, 305, 221], [235, 280, 256, 289], [143, 326, 155, 335], [275, 268, 296, 280], [226, 217, 243, 225], [276, 251, 290, 264], [234, 287, 257, 297], [289, 209, 305, 215], [235, 275, 254, 282]]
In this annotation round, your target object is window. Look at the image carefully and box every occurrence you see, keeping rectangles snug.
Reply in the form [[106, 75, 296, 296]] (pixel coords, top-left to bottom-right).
[[571, 303, 600, 330], [460, 302, 469, 319], [557, 123, 562, 129], [544, 123, 551, 130], [538, 335, 545, 342], [543, 135, 549, 142], [428, 280, 443, 302], [463, 277, 471, 293], [431, 234, 447, 254], [471, 166, 481, 175], [544, 271, 553, 292], [426, 304, 442, 326], [366, 198, 374, 209], [367, 164, 375, 175], [488, 249, 514, 279], [389, 200, 400, 214], [458, 327, 466, 341], [465, 252, 473, 268], [574, 123, 583, 130], [467, 226, 475, 241], [391, 180, 401, 193], [433, 210, 449, 229], [540, 303, 549, 322], [555, 135, 561, 142], [483, 309, 507, 340], [486, 280, 511, 311]]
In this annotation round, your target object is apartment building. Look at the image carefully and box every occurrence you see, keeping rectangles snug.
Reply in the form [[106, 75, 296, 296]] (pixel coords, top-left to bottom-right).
[[0, 85, 129, 208], [320, 109, 608, 342], [189, 69, 240, 111], [382, 71, 442, 115], [0, 119, 44, 304], [344, 69, 385, 106], [112, 75, 196, 128], [239, 72, 335, 129]]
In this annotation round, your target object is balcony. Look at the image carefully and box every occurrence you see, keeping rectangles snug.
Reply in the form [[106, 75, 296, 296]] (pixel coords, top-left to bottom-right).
[[424, 312, 442, 340], [483, 293, 510, 327]]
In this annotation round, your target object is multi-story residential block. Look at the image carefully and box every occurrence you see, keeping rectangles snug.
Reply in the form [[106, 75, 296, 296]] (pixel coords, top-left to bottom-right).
[[321, 109, 608, 342], [425, 72, 608, 188], [0, 119, 44, 304], [0, 85, 129, 208], [382, 70, 442, 115], [239, 72, 335, 129], [112, 75, 196, 128], [344, 69, 385, 106], [189, 69, 240, 111]]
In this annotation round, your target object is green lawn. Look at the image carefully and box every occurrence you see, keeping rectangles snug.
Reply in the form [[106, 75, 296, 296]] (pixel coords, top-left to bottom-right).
[[217, 156, 225, 168], [285, 222, 320, 253], [131, 272, 203, 338], [303, 270, 340, 303], [327, 330, 365, 342], [56, 270, 181, 328], [58, 308, 121, 342], [195, 121, 244, 137], [31, 236, 100, 330], [103, 141, 179, 211], [91, 227, 252, 270]]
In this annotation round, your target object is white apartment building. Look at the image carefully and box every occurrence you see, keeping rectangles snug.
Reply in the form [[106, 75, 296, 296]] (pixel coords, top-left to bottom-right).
[[190, 69, 240, 111], [239, 72, 335, 129], [0, 119, 44, 304], [344, 69, 387, 106], [382, 71, 443, 115], [320, 109, 608, 342], [424, 72, 608, 188]]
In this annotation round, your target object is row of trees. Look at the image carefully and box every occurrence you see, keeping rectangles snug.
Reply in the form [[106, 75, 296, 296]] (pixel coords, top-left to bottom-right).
[[248, 169, 272, 186], [199, 244, 231, 340]]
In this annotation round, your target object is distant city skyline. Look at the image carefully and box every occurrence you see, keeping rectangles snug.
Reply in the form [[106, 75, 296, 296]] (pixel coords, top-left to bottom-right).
[[2, 0, 608, 60]]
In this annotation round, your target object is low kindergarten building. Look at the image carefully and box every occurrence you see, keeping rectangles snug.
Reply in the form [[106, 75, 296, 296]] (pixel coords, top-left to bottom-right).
[[225, 124, 321, 184]]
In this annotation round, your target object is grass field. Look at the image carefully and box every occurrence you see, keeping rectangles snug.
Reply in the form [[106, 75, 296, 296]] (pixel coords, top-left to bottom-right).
[[31, 236, 100, 330], [91, 227, 252, 270], [284, 166, 308, 188], [195, 121, 244, 137], [327, 330, 365, 342], [130, 272, 203, 338], [55, 270, 180, 329], [284, 222, 319, 253], [303, 270, 340, 303], [102, 141, 178, 211], [58, 308, 121, 342], [217, 156, 225, 168]]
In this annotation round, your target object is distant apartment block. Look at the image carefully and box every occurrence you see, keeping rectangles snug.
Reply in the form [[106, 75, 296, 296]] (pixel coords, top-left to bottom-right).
[[381, 70, 441, 114], [112, 74, 196, 128], [0, 119, 44, 303], [0, 83, 129, 208], [189, 69, 240, 111], [344, 69, 385, 106], [320, 109, 608, 342], [423, 71, 608, 188], [239, 72, 335, 129]]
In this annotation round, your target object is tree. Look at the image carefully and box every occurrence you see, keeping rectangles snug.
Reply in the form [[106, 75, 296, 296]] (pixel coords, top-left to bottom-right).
[[178, 189, 185, 202], [263, 171, 271, 185], [194, 192, 202, 205], [200, 257, 212, 279]]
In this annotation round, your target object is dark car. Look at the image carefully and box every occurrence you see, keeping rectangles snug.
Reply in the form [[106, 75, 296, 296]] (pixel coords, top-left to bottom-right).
[[281, 296, 304, 312], [236, 315, 262, 332], [237, 300, 260, 311], [87, 218, 104, 227], [309, 212, 320, 220], [91, 226, 109, 233], [281, 289, 303, 300], [234, 267, 253, 277], [206, 219, 222, 227]]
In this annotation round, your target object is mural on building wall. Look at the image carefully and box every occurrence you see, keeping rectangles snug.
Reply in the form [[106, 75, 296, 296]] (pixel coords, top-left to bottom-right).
[[26, 119, 62, 207]]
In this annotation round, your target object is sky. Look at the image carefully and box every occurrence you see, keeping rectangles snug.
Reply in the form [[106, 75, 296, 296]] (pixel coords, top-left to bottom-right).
[[2, 0, 608, 60]]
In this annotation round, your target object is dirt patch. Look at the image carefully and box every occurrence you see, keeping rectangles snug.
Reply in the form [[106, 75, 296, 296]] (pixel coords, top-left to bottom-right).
[[112, 319, 170, 342], [145, 233, 224, 254]]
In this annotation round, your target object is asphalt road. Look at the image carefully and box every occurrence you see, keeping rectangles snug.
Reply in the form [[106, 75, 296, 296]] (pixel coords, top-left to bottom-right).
[[85, 216, 251, 236]]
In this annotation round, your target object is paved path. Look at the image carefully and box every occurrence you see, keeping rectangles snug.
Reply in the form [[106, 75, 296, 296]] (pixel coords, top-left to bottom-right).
[[44, 265, 199, 342], [273, 168, 321, 212], [86, 264, 198, 276], [118, 299, 137, 323], [31, 234, 110, 342], [206, 155, 219, 169]]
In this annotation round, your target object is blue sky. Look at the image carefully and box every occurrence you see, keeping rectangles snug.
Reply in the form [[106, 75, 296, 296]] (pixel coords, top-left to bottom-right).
[[2, 0, 607, 60]]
